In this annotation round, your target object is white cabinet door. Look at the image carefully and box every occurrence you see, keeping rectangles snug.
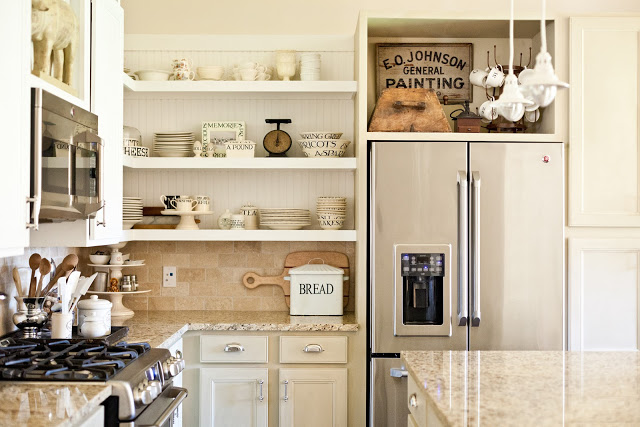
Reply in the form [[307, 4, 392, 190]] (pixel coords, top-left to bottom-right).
[[569, 17, 640, 226], [279, 368, 347, 427], [200, 367, 268, 427], [569, 238, 640, 350], [0, 0, 30, 257], [89, 0, 123, 244]]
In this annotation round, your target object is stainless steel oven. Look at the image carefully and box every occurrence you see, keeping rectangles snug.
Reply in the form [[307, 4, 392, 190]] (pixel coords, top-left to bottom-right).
[[30, 88, 104, 226]]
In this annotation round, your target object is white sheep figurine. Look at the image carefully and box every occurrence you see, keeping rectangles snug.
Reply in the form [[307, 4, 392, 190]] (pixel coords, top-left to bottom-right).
[[31, 0, 79, 87]]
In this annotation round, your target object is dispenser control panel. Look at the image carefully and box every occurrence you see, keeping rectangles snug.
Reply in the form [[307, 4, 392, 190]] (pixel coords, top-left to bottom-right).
[[400, 253, 445, 277]]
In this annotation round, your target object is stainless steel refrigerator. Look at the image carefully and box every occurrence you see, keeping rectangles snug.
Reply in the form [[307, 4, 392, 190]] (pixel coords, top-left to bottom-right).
[[368, 140, 564, 426]]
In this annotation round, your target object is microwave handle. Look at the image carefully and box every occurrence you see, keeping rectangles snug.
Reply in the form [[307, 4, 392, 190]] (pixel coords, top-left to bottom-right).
[[96, 135, 106, 227], [27, 92, 42, 230]]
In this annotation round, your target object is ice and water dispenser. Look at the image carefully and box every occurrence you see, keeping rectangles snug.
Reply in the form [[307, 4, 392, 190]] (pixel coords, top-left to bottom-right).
[[394, 244, 451, 336]]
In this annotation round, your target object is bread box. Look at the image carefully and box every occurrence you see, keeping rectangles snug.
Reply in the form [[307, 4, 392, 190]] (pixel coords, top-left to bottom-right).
[[286, 262, 348, 316]]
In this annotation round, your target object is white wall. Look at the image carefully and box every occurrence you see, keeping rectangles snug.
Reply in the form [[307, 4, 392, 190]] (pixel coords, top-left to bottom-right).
[[121, 0, 640, 35]]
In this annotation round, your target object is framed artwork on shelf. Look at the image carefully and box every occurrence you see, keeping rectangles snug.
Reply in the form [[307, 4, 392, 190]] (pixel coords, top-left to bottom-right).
[[201, 121, 246, 157]]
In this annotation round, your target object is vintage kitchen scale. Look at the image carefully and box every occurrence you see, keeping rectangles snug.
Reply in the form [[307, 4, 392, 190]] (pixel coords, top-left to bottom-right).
[[263, 119, 292, 157]]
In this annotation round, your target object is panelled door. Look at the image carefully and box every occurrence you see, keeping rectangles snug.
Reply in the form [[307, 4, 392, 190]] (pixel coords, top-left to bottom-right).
[[200, 367, 268, 427], [279, 368, 347, 427]]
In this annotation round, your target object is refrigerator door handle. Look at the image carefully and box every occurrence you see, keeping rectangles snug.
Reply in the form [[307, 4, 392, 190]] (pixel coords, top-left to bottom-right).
[[457, 171, 468, 326], [471, 171, 481, 327]]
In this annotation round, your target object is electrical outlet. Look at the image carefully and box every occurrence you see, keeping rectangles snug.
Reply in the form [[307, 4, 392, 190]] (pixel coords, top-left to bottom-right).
[[163, 266, 177, 287]]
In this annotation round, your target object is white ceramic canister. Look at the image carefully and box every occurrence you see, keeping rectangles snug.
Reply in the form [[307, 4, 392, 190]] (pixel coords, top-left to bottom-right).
[[77, 295, 112, 338]]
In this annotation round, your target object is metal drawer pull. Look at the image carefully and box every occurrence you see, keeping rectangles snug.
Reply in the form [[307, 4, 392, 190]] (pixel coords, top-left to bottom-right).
[[258, 380, 264, 402], [303, 344, 324, 353], [390, 368, 408, 378], [224, 343, 245, 352], [409, 393, 418, 408], [283, 380, 289, 402]]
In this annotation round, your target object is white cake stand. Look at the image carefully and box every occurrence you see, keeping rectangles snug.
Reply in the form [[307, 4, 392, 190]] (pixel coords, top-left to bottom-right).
[[86, 290, 151, 317], [161, 210, 214, 230]]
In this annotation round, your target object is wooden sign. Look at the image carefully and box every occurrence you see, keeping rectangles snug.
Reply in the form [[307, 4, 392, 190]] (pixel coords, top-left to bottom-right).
[[376, 43, 473, 103]]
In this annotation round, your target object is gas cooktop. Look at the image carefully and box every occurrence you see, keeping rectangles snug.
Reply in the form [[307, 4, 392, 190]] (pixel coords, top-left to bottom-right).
[[0, 338, 150, 381]]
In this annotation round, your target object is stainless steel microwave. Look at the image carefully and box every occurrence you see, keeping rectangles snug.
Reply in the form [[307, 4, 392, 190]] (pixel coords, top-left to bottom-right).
[[30, 88, 104, 226]]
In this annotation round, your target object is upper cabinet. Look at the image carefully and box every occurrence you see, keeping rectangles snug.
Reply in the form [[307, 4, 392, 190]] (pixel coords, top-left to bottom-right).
[[569, 17, 640, 227], [0, 0, 31, 257], [29, 0, 124, 247]]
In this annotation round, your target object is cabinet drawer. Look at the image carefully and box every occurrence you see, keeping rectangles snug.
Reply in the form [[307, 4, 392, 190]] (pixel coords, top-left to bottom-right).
[[407, 374, 427, 427], [200, 335, 268, 363], [279, 336, 347, 364]]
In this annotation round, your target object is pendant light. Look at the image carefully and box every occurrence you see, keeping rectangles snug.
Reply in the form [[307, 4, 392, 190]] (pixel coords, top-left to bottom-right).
[[520, 0, 569, 107], [490, 0, 533, 121]]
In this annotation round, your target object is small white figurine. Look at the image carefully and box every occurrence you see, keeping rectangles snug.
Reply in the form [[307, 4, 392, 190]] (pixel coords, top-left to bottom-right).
[[206, 142, 215, 158], [193, 140, 203, 157]]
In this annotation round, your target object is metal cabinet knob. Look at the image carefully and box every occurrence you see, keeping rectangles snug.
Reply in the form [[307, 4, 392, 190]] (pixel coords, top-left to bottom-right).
[[258, 380, 264, 402], [283, 380, 289, 402], [409, 393, 418, 408]]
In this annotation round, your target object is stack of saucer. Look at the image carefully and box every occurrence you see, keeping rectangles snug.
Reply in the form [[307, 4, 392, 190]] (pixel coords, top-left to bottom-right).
[[259, 208, 311, 230], [300, 53, 321, 81], [316, 197, 346, 230], [123, 197, 143, 229], [153, 131, 195, 157]]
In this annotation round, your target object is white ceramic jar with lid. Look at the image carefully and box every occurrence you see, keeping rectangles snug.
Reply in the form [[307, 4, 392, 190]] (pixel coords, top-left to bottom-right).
[[286, 260, 348, 316], [77, 295, 112, 337]]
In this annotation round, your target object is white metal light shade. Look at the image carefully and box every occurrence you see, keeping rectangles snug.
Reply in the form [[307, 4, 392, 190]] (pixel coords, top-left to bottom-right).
[[490, 74, 533, 121], [521, 51, 569, 107]]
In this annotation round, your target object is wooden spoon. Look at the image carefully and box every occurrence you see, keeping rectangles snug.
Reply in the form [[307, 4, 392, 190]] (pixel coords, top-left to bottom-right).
[[36, 258, 51, 297], [42, 254, 78, 295], [12, 267, 23, 297], [28, 253, 41, 297]]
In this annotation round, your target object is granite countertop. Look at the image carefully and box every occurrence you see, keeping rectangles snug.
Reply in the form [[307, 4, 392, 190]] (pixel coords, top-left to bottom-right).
[[0, 383, 111, 427], [115, 310, 359, 348], [402, 350, 640, 426]]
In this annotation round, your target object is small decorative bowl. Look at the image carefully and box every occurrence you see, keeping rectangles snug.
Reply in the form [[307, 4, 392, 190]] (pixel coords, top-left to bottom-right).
[[300, 132, 343, 140], [89, 254, 110, 265]]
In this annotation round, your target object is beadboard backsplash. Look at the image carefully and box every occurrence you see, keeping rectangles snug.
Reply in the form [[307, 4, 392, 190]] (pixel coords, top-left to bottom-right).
[[79, 241, 355, 312]]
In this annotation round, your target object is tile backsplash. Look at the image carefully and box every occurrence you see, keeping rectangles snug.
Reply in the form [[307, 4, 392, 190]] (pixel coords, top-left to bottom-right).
[[0, 247, 80, 336], [79, 241, 355, 312]]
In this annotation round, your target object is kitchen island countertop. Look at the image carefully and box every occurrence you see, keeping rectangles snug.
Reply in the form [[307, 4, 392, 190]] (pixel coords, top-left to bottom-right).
[[0, 383, 111, 427], [402, 350, 640, 426], [117, 310, 359, 348]]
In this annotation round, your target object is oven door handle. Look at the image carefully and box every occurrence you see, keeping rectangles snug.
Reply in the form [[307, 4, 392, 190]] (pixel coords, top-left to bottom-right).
[[135, 386, 188, 427]]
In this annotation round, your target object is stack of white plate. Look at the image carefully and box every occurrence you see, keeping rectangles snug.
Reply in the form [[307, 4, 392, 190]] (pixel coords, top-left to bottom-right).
[[123, 197, 143, 229], [259, 208, 311, 230], [316, 197, 346, 230], [153, 131, 195, 157]]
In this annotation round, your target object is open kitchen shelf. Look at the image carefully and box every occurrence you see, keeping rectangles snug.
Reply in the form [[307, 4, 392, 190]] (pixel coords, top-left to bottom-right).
[[121, 229, 356, 242], [366, 132, 561, 142], [123, 156, 357, 170], [123, 74, 357, 100]]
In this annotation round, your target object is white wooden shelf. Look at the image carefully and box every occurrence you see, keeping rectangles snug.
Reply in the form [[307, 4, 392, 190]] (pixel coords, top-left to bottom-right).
[[29, 74, 89, 111], [366, 132, 561, 142], [123, 74, 357, 99], [122, 229, 356, 242], [123, 156, 357, 170]]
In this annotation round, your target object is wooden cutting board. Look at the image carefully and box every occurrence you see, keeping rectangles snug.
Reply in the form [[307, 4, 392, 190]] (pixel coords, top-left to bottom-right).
[[242, 251, 350, 307]]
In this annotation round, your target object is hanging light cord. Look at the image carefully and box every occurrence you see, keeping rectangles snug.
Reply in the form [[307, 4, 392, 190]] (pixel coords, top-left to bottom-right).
[[508, 0, 514, 75], [540, 0, 547, 53]]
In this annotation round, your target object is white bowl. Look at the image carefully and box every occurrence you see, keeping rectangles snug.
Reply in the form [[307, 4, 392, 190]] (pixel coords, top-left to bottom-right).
[[197, 67, 224, 80], [302, 146, 346, 158], [134, 70, 172, 81], [89, 254, 110, 265], [300, 132, 343, 140], [319, 218, 344, 230]]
